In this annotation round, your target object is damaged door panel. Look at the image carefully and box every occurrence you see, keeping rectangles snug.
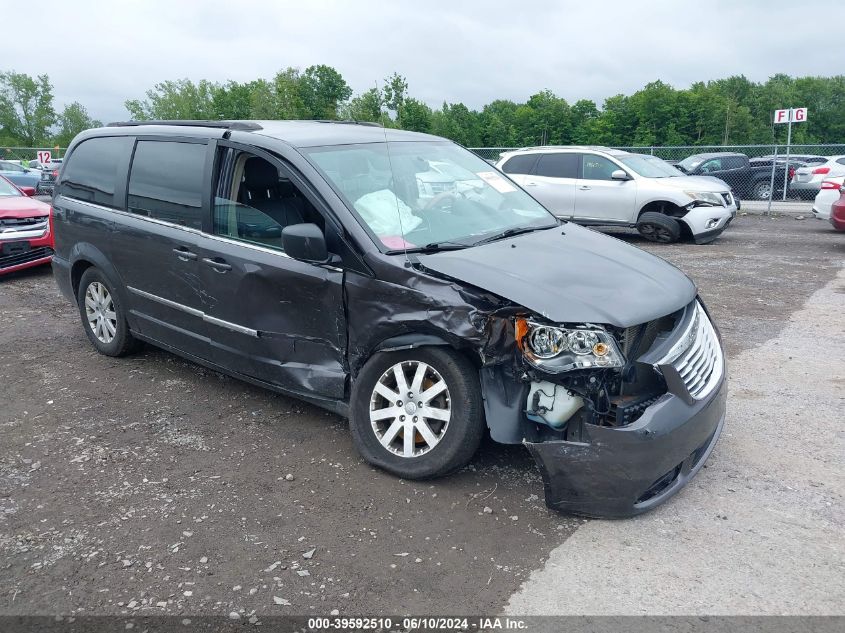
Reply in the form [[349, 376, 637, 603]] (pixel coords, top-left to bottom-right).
[[199, 239, 346, 398], [199, 143, 347, 399]]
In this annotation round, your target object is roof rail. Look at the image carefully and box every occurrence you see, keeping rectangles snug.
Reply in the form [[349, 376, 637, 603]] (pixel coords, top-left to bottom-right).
[[517, 145, 614, 152], [314, 119, 384, 128], [106, 120, 263, 131]]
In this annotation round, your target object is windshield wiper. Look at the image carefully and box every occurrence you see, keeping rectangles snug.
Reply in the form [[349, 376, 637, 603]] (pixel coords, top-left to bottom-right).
[[418, 241, 470, 252], [473, 225, 550, 246], [386, 241, 469, 254]]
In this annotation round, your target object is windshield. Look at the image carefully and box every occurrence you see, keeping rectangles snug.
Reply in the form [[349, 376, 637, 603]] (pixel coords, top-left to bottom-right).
[[678, 155, 707, 171], [0, 177, 21, 197], [618, 154, 684, 178], [304, 141, 556, 252]]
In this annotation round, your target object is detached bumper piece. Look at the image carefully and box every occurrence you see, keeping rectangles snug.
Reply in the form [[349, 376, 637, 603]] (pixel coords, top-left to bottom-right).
[[526, 377, 726, 518]]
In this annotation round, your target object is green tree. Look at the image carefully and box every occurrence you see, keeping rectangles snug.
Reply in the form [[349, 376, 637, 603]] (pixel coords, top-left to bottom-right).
[[299, 65, 352, 119], [521, 90, 571, 145], [0, 71, 57, 145], [211, 81, 254, 119], [431, 102, 482, 146], [570, 99, 600, 144], [272, 67, 308, 119], [54, 102, 101, 146], [382, 72, 408, 114], [398, 98, 432, 132], [341, 87, 383, 123], [125, 79, 217, 120]]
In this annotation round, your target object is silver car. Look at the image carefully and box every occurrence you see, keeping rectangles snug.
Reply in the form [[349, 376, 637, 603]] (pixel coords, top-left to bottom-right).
[[791, 155, 845, 198], [496, 147, 736, 244]]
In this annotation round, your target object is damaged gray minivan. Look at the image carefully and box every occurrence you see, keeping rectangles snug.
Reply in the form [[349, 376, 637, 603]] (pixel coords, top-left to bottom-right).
[[52, 120, 726, 518]]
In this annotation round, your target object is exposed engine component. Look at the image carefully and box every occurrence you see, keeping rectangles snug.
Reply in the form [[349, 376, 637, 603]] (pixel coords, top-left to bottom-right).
[[525, 380, 583, 429]]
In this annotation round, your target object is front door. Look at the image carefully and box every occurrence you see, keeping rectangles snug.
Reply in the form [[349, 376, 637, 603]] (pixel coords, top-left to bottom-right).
[[574, 153, 638, 222], [198, 144, 347, 400]]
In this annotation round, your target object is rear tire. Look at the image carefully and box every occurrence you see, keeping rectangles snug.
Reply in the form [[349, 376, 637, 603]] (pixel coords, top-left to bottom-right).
[[349, 347, 484, 480], [77, 267, 140, 357], [636, 212, 681, 243]]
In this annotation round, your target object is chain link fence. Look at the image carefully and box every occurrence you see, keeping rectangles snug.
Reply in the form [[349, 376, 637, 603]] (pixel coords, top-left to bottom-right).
[[471, 144, 845, 212], [0, 146, 65, 163]]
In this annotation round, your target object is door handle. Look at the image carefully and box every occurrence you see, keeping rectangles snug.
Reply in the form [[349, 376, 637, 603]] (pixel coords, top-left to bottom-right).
[[172, 247, 197, 261], [578, 185, 592, 190], [524, 181, 538, 187], [202, 257, 232, 272]]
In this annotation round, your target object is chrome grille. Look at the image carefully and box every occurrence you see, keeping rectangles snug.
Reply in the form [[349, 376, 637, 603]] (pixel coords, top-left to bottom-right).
[[670, 302, 723, 400]]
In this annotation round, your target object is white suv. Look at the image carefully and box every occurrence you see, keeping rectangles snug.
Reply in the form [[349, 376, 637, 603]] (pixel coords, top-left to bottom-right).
[[496, 147, 737, 244]]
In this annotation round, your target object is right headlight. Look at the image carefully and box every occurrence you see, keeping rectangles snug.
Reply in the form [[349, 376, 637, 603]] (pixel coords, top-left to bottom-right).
[[683, 191, 724, 206], [515, 318, 625, 373]]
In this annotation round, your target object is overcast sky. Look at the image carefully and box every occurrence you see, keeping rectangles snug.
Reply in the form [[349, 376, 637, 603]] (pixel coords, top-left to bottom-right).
[[4, 0, 840, 123]]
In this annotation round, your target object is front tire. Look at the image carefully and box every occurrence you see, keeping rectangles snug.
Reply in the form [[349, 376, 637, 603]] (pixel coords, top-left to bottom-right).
[[349, 347, 484, 480], [77, 267, 140, 357], [752, 181, 773, 200], [636, 212, 681, 243]]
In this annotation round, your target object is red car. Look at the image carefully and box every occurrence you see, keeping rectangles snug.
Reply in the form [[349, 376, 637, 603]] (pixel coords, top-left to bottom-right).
[[0, 175, 54, 275], [831, 184, 845, 232]]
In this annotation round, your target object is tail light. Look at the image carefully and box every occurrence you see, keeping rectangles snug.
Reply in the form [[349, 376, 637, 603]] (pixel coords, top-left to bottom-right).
[[52, 170, 59, 178], [821, 181, 841, 190], [812, 167, 831, 175], [788, 167, 795, 180]]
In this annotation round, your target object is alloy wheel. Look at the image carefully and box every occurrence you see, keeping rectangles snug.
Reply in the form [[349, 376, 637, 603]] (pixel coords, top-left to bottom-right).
[[84, 282, 117, 344], [369, 360, 452, 458]]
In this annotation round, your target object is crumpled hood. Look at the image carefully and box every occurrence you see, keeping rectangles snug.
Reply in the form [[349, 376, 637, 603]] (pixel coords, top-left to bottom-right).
[[659, 175, 731, 192], [418, 224, 696, 328]]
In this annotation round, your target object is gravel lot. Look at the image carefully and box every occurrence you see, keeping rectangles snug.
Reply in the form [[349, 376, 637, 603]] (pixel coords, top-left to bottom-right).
[[1, 214, 843, 618]]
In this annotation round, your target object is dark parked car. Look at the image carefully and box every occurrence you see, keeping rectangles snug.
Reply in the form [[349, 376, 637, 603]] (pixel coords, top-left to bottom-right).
[[51, 120, 727, 517], [30, 159, 63, 194], [676, 152, 793, 200], [0, 175, 54, 275]]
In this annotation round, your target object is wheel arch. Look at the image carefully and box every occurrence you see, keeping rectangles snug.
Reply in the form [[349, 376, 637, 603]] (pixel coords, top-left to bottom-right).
[[637, 199, 688, 219], [69, 243, 128, 308], [366, 332, 482, 372]]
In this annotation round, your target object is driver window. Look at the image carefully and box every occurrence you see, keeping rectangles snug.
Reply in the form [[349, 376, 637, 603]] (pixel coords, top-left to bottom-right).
[[213, 149, 324, 252], [581, 155, 619, 181], [700, 159, 722, 173]]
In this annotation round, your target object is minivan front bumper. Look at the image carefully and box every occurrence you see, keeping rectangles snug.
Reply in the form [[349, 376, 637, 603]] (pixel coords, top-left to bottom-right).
[[525, 370, 726, 518]]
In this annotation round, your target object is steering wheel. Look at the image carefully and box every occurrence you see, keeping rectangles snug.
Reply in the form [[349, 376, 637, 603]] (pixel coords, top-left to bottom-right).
[[423, 191, 460, 211]]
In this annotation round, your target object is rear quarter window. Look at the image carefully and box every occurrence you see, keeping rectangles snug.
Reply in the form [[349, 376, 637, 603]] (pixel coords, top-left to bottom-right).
[[59, 136, 133, 206], [128, 140, 207, 229], [500, 154, 538, 175]]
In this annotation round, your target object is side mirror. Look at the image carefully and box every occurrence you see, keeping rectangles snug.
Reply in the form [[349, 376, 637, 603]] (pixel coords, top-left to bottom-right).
[[610, 169, 630, 181], [282, 223, 329, 263], [19, 186, 36, 197]]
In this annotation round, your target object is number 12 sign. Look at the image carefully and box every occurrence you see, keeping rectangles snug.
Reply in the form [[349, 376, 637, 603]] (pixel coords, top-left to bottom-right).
[[37, 150, 52, 164], [774, 108, 808, 124]]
